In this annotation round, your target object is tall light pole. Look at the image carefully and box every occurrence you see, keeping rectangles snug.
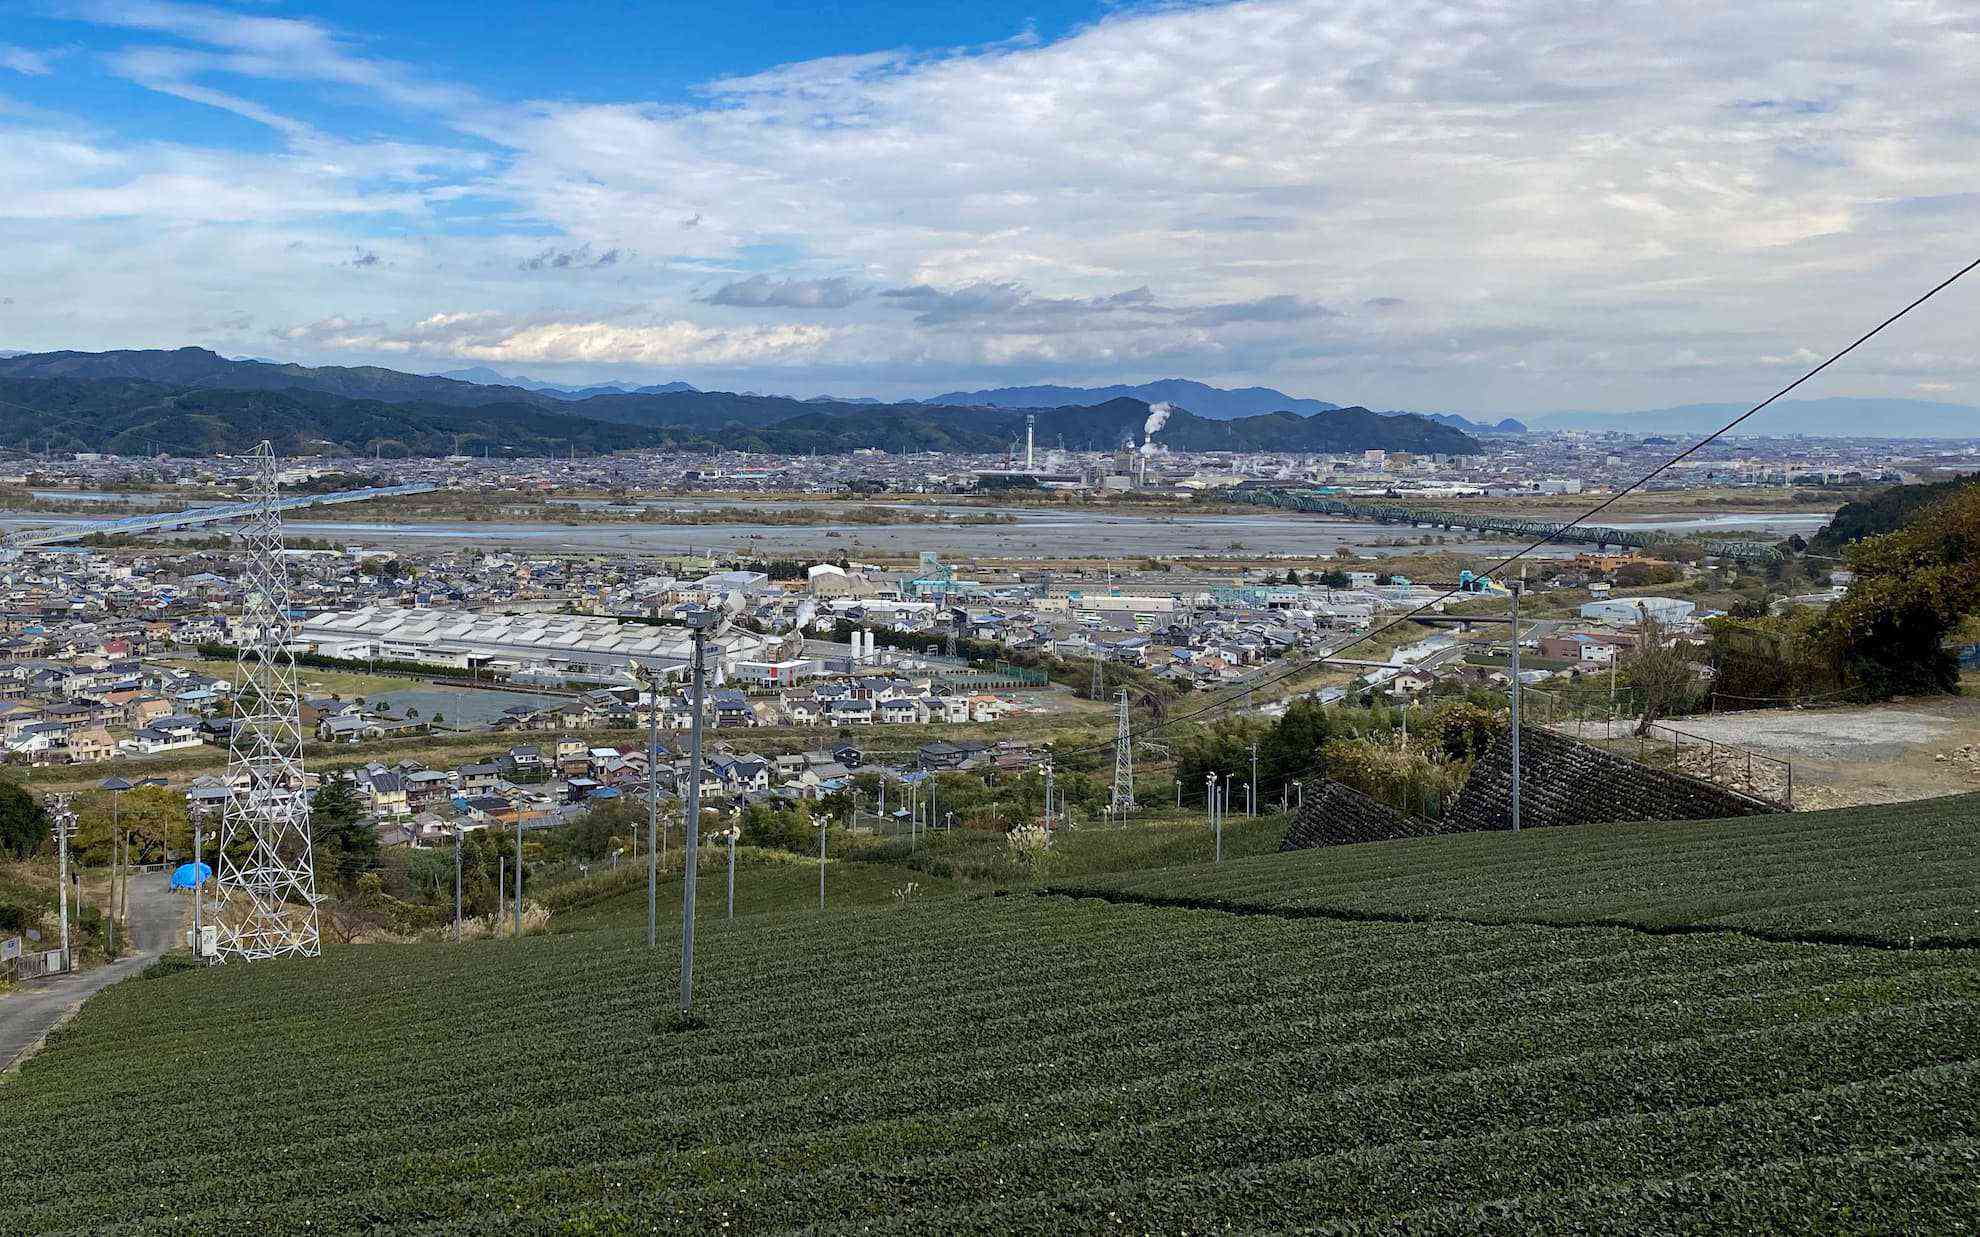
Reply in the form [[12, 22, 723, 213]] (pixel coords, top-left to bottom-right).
[[678, 590, 741, 1013], [1509, 580, 1522, 834], [1206, 772, 1220, 863], [679, 623, 709, 997]]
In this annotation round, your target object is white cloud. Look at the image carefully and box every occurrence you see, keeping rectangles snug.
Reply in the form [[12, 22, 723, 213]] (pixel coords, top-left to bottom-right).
[[0, 45, 57, 76], [272, 311, 838, 367], [8, 0, 1980, 407]]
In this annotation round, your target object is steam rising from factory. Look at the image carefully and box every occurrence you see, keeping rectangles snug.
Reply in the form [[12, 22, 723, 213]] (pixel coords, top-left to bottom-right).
[[1140, 401, 1174, 456]]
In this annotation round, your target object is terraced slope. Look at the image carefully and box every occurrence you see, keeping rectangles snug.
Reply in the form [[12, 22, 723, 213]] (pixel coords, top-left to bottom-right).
[[1, 798, 1975, 1232], [1046, 792, 1980, 947], [551, 858, 952, 933]]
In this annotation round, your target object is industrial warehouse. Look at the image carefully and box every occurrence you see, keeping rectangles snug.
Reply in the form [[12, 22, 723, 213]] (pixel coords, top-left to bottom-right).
[[294, 606, 780, 685]]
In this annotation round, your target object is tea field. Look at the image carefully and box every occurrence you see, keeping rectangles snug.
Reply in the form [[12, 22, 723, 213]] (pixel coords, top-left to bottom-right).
[[0, 802, 1974, 1232], [1047, 792, 1980, 947]]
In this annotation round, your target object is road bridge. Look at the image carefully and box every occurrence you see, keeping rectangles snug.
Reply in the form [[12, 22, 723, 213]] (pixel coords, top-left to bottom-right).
[[1, 483, 440, 550], [1226, 488, 1784, 563]]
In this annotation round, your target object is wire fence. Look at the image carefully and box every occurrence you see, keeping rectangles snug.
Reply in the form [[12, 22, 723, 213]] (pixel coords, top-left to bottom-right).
[[1537, 710, 1794, 808]]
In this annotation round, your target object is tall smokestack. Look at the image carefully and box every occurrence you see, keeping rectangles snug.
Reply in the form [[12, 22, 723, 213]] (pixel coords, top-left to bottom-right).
[[1026, 413, 1036, 471]]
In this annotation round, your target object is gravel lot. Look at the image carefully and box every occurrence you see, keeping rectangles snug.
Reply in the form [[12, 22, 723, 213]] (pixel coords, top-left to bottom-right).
[[1670, 708, 1960, 763]]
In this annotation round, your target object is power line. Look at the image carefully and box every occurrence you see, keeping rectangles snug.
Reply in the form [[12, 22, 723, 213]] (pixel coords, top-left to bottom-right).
[[1055, 254, 1980, 760]]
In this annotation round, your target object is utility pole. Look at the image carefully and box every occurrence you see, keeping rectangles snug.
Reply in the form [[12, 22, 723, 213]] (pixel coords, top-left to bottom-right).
[[498, 856, 504, 929], [726, 827, 736, 920], [51, 795, 72, 973], [1509, 580, 1522, 834], [193, 824, 207, 961], [453, 823, 463, 943], [639, 663, 662, 949], [818, 817, 827, 911], [1042, 761, 1054, 833], [513, 806, 523, 938], [1249, 741, 1258, 817]]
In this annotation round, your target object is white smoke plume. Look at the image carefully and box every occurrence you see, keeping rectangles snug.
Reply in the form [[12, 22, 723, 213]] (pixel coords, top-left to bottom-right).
[[1140, 401, 1174, 456]]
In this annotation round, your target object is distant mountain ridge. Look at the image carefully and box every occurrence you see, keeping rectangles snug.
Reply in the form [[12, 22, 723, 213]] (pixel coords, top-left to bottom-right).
[[0, 347, 1481, 458], [432, 365, 699, 400], [1417, 411, 1529, 433], [922, 378, 1342, 419], [1533, 397, 1980, 439]]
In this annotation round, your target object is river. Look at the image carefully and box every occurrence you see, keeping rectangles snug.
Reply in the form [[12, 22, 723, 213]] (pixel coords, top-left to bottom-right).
[[0, 506, 1831, 560]]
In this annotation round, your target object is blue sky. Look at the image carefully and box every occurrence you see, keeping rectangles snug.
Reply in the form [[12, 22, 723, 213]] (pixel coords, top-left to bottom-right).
[[1, 0, 1976, 413]]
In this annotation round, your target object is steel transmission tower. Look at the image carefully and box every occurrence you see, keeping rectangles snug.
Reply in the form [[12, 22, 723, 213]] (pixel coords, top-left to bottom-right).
[[1111, 689, 1136, 816], [214, 442, 321, 961]]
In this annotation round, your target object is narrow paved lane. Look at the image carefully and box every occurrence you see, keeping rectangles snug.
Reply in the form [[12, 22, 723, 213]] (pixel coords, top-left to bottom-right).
[[1, 872, 187, 1075]]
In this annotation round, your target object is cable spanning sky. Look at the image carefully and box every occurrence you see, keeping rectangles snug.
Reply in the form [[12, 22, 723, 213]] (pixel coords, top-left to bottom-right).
[[2, 0, 1976, 413]]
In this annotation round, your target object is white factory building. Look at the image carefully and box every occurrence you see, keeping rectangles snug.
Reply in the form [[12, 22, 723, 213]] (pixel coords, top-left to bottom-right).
[[1578, 597, 1697, 625], [294, 606, 774, 685]]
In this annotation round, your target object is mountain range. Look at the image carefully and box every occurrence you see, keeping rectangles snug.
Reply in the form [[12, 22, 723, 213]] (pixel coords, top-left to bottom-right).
[[1529, 398, 1980, 439], [0, 348, 1480, 458], [432, 366, 699, 400], [918, 378, 1340, 419]]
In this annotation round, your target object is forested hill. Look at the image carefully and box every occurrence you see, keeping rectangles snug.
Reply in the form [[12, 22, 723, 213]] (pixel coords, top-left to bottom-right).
[[0, 348, 1480, 457], [1812, 473, 1980, 550]]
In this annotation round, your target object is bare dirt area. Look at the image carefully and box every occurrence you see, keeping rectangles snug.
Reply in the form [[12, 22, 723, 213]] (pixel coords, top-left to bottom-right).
[[1669, 690, 1980, 808]]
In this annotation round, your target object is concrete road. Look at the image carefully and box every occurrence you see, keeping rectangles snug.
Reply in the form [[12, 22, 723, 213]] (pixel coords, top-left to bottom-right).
[[0, 871, 187, 1075]]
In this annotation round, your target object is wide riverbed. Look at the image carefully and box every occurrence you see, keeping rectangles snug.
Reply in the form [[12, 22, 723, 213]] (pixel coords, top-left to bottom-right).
[[0, 505, 1832, 559]]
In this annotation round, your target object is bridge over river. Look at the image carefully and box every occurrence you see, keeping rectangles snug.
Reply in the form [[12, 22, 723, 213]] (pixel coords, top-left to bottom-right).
[[1227, 489, 1785, 563]]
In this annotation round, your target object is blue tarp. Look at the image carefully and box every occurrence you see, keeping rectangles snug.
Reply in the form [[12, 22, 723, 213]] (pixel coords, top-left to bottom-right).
[[169, 862, 213, 889]]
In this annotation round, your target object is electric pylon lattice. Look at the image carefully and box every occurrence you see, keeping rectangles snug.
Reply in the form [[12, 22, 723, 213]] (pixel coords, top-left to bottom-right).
[[1111, 688, 1136, 815], [214, 442, 320, 960]]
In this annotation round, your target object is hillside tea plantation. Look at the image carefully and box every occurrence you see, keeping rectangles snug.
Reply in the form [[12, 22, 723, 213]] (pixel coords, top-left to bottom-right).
[[0, 801, 1975, 1232], [1050, 793, 1980, 947]]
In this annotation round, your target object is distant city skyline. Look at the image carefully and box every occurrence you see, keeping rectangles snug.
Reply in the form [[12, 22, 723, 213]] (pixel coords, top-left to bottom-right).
[[1, 1, 1976, 415]]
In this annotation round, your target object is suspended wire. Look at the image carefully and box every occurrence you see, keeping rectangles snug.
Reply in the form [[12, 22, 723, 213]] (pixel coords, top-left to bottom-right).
[[1054, 255, 1980, 760]]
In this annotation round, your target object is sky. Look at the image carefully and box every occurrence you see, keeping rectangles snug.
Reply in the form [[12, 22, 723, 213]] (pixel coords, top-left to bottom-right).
[[1, 0, 1977, 414]]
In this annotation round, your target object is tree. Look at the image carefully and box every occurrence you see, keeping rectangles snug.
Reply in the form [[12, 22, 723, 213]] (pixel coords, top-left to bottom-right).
[[1624, 613, 1701, 736], [0, 782, 49, 860], [73, 786, 187, 865], [1817, 481, 1980, 698], [310, 776, 378, 888], [1318, 569, 1351, 589]]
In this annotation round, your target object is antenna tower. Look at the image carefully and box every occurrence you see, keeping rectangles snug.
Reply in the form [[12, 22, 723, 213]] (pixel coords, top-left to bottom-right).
[[1089, 646, 1104, 700], [214, 442, 320, 960], [1111, 688, 1136, 816]]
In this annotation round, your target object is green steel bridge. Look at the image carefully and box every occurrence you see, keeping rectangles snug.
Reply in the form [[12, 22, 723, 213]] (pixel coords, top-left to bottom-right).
[[1227, 488, 1785, 563]]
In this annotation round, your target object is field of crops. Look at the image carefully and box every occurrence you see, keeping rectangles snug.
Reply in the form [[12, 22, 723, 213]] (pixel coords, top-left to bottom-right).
[[1046, 792, 1980, 947], [2, 858, 1976, 1231], [550, 856, 954, 933]]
